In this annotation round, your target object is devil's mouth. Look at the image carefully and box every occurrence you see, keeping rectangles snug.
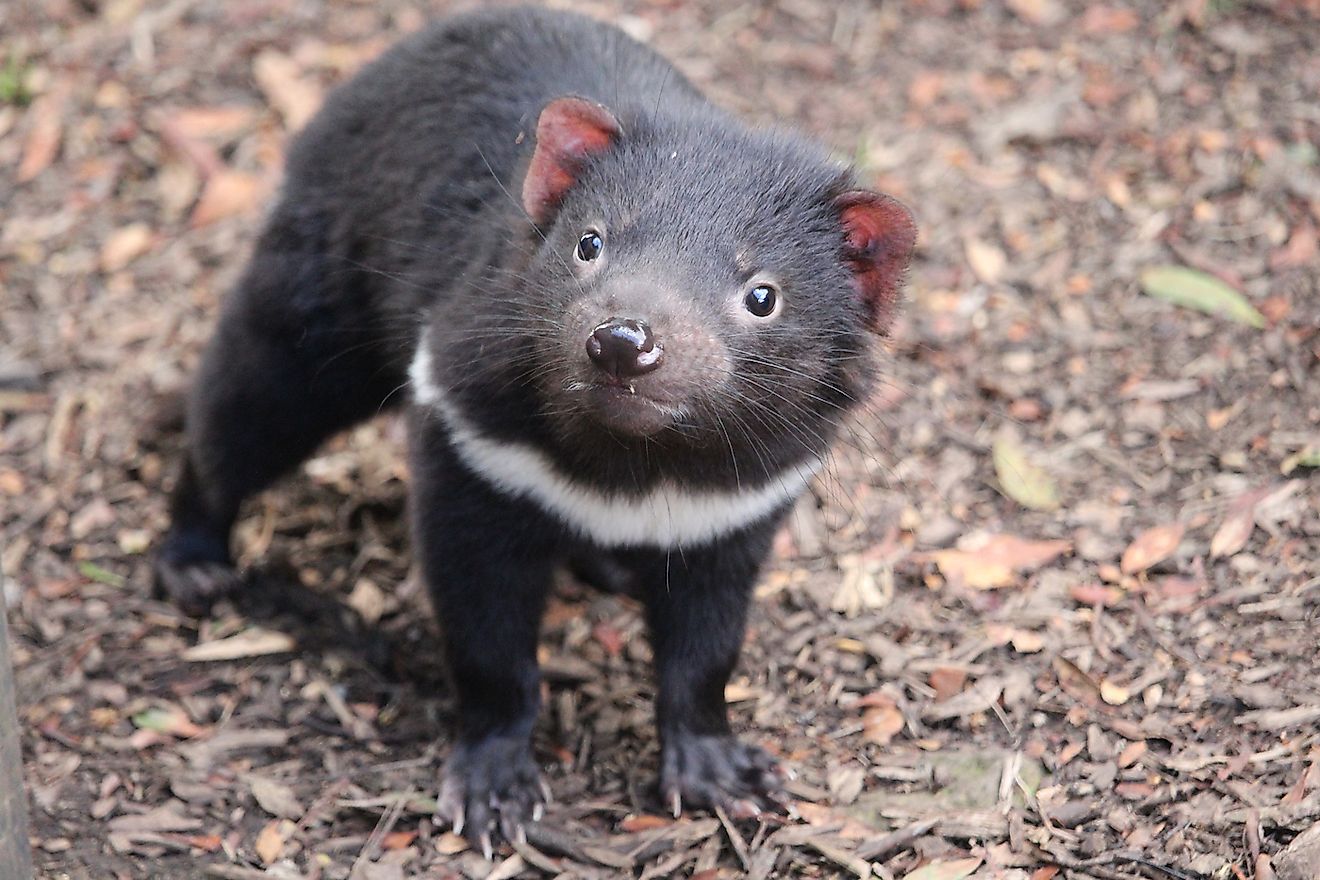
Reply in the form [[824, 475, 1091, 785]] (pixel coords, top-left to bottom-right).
[[575, 381, 689, 436]]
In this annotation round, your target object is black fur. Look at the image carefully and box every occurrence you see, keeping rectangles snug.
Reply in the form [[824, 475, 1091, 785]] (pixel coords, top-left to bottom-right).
[[156, 6, 913, 846]]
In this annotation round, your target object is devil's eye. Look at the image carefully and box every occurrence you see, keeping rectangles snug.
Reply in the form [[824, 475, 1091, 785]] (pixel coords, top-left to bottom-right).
[[575, 230, 604, 262], [744, 283, 778, 318]]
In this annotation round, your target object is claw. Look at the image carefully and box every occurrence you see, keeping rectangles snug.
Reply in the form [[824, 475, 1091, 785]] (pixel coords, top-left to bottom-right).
[[729, 798, 761, 820], [532, 802, 544, 822], [480, 831, 493, 862], [515, 824, 527, 845], [669, 788, 682, 819], [538, 778, 553, 804], [452, 803, 465, 838]]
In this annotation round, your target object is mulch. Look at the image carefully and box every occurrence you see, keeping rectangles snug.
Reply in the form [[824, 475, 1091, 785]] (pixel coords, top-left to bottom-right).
[[3, 0, 1318, 877]]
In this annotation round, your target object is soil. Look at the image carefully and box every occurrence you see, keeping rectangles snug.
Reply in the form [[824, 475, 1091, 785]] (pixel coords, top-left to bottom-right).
[[3, 0, 1319, 878]]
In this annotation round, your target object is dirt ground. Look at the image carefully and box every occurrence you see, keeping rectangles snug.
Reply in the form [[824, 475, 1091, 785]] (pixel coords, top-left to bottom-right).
[[3, 0, 1319, 878]]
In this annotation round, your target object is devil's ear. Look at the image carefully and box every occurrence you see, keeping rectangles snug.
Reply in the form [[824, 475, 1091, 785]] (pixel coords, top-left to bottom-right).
[[834, 191, 917, 333], [522, 97, 621, 225]]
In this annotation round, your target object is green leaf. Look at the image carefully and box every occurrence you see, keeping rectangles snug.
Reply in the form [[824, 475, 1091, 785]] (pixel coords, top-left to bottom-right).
[[1281, 446, 1320, 475], [993, 436, 1060, 511], [132, 708, 179, 732], [78, 561, 125, 587], [1139, 266, 1265, 328]]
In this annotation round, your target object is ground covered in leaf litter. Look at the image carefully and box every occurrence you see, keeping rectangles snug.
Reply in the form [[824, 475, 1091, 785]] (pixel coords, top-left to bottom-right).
[[3, 0, 1320, 877]]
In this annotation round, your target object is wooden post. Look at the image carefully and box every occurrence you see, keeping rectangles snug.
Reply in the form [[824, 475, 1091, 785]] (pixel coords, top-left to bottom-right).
[[0, 566, 33, 880]]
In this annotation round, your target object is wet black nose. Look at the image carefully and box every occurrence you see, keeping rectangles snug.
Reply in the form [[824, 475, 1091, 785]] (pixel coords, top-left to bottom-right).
[[586, 318, 663, 378]]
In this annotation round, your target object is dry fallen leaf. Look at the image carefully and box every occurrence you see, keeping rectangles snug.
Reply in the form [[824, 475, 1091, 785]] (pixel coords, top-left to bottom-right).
[[99, 223, 154, 273], [993, 435, 1060, 511], [1117, 741, 1147, 768], [1006, 0, 1066, 25], [965, 237, 1006, 284], [434, 832, 469, 855], [171, 105, 259, 142], [1081, 5, 1140, 33], [1099, 680, 1131, 706], [190, 170, 265, 227], [619, 814, 673, 833], [183, 627, 295, 662], [832, 554, 893, 616], [922, 676, 1004, 722], [249, 777, 304, 820], [254, 819, 291, 865], [903, 856, 984, 880], [1211, 505, 1256, 558], [1270, 220, 1317, 271], [985, 623, 1044, 653], [1120, 523, 1186, 574], [927, 534, 1071, 589], [929, 666, 967, 701], [861, 693, 905, 745], [1069, 583, 1125, 607], [17, 85, 67, 183], [346, 577, 388, 625], [253, 49, 323, 131], [382, 830, 418, 850], [1053, 656, 1103, 706]]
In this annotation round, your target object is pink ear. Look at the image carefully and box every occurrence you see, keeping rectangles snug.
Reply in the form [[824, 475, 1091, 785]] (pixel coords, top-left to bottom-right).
[[835, 191, 917, 333], [522, 97, 621, 225]]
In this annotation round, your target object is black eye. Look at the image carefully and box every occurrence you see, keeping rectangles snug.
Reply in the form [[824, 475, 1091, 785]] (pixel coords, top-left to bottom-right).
[[575, 231, 603, 262], [744, 284, 778, 317]]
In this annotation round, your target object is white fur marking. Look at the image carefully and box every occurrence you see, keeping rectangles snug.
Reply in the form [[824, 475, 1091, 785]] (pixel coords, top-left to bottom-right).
[[408, 342, 819, 547]]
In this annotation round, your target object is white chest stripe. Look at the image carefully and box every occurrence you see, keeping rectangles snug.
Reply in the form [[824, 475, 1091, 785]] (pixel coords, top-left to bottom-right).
[[409, 345, 820, 547]]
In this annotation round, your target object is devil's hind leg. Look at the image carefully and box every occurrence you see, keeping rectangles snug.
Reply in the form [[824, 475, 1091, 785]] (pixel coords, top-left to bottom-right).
[[155, 235, 407, 614]]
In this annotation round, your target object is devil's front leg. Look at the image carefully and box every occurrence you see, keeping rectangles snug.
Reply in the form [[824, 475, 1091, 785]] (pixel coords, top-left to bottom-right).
[[409, 414, 560, 853], [627, 519, 787, 817]]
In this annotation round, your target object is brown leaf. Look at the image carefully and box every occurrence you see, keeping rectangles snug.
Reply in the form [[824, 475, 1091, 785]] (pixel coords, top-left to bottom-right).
[[1210, 508, 1255, 559], [927, 534, 1071, 589], [190, 170, 265, 227], [903, 857, 983, 880], [108, 802, 202, 833], [249, 777, 304, 820], [99, 223, 154, 273], [17, 85, 68, 183], [183, 627, 295, 661], [1270, 221, 1318, 271], [921, 677, 1003, 722], [619, 814, 672, 832], [965, 237, 1006, 284], [1080, 6, 1140, 33], [433, 832, 468, 855], [1099, 680, 1130, 706], [1006, 0, 1065, 24], [382, 830, 417, 850], [1068, 583, 1124, 607], [862, 701, 905, 745], [254, 819, 289, 864], [253, 50, 323, 131], [592, 621, 625, 657], [183, 834, 223, 853], [1053, 656, 1102, 707], [1120, 523, 1186, 574], [929, 667, 967, 702], [171, 105, 259, 142], [1117, 741, 1147, 768], [346, 577, 388, 626], [1210, 485, 1278, 558]]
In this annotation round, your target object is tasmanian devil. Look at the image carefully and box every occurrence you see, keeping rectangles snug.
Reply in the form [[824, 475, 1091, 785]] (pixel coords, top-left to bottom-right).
[[154, 5, 915, 850]]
